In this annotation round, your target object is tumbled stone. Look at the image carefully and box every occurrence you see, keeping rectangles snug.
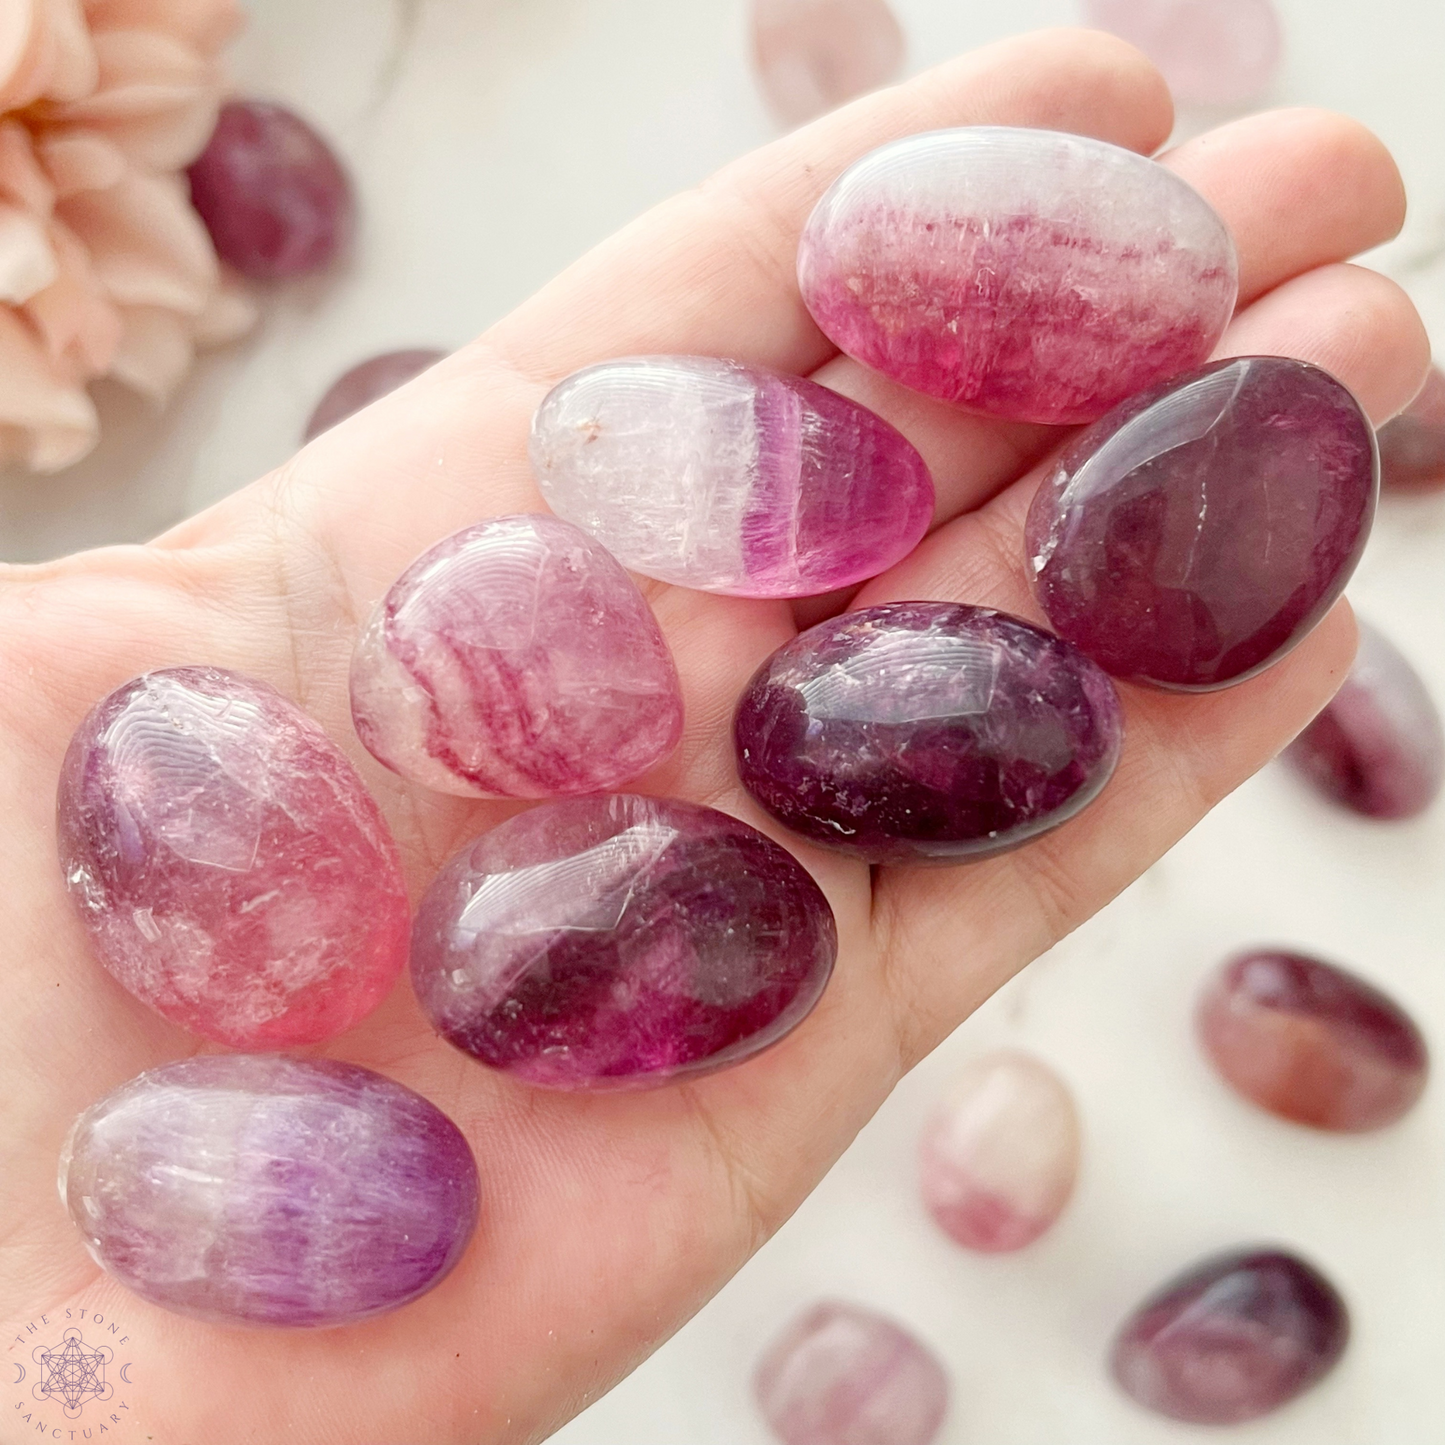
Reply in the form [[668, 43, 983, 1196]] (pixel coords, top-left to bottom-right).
[[1026, 356, 1376, 690], [797, 127, 1237, 424], [188, 100, 352, 279], [1378, 364, 1445, 492], [755, 1301, 949, 1445], [350, 514, 683, 799], [57, 667, 409, 1048], [530, 356, 934, 597], [1198, 950, 1428, 1131], [919, 1051, 1079, 1252], [1083, 0, 1282, 108], [410, 795, 837, 1088], [734, 603, 1122, 864], [1284, 621, 1444, 819], [1112, 1249, 1349, 1424], [751, 0, 906, 127], [60, 1055, 479, 1328], [304, 348, 448, 441]]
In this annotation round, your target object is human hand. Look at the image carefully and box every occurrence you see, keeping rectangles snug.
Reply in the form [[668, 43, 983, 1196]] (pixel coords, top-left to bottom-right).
[[0, 28, 1427, 1445]]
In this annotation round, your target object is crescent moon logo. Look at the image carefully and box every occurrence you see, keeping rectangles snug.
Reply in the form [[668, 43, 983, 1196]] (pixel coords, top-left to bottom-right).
[[119, 1363, 133, 1384], [11, 1363, 23, 1384]]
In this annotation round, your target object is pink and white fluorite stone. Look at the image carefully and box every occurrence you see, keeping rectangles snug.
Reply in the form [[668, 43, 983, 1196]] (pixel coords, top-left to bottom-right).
[[751, 0, 906, 127], [798, 127, 1237, 424], [755, 1301, 949, 1445], [57, 667, 409, 1048], [350, 514, 683, 798], [919, 1051, 1080, 1252], [1083, 0, 1283, 109], [530, 357, 934, 597]]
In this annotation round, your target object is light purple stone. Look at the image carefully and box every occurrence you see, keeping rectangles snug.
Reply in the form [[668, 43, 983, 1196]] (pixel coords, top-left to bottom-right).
[[529, 356, 934, 597], [304, 349, 448, 441], [410, 795, 837, 1088], [59, 1055, 480, 1328], [754, 1301, 950, 1445], [350, 514, 683, 798], [1285, 621, 1444, 819]]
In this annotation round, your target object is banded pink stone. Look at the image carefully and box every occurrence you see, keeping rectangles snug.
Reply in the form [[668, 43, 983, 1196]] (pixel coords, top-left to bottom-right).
[[57, 667, 409, 1048], [797, 127, 1237, 424], [530, 356, 934, 597], [305, 348, 448, 441], [410, 795, 837, 1088], [919, 1051, 1079, 1252], [755, 1301, 949, 1445], [350, 514, 683, 798]]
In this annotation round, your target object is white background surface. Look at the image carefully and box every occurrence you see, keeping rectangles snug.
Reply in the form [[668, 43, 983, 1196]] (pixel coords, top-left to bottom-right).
[[6, 2, 1445, 1441]]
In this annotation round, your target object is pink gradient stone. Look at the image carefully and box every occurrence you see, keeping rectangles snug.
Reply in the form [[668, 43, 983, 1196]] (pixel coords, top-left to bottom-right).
[[1113, 1249, 1349, 1424], [919, 1051, 1080, 1252], [1198, 950, 1429, 1131], [60, 1055, 479, 1328], [350, 514, 683, 799], [57, 667, 409, 1049], [187, 100, 353, 279], [530, 356, 934, 597], [751, 0, 906, 127], [734, 603, 1122, 864], [1026, 356, 1377, 691], [1378, 364, 1445, 492], [1083, 0, 1282, 108], [410, 795, 837, 1088], [1284, 621, 1444, 819], [304, 348, 448, 441], [797, 127, 1237, 424], [755, 1301, 949, 1445]]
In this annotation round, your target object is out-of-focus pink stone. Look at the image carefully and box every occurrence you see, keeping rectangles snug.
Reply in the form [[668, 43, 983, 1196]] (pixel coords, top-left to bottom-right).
[[755, 1301, 949, 1445], [797, 127, 1237, 424], [1378, 364, 1445, 492], [530, 356, 934, 597], [187, 100, 353, 279], [1083, 0, 1282, 108], [304, 348, 447, 441], [1026, 356, 1376, 690], [1112, 1249, 1349, 1424], [57, 667, 409, 1049], [1198, 950, 1429, 1131], [919, 1051, 1079, 1252], [751, 0, 905, 127], [351, 515, 682, 799], [1284, 621, 1444, 819], [410, 795, 837, 1088]]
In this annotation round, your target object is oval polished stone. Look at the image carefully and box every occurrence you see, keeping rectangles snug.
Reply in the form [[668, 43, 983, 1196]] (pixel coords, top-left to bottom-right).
[[797, 127, 1237, 424], [1112, 1249, 1349, 1424], [410, 796, 837, 1088], [1378, 364, 1445, 492], [350, 514, 683, 798], [919, 1051, 1079, 1252], [57, 667, 410, 1048], [304, 348, 448, 441], [1284, 621, 1444, 819], [530, 356, 934, 597], [755, 1301, 949, 1445], [1026, 356, 1377, 691], [734, 603, 1123, 864], [1198, 950, 1429, 1131], [60, 1055, 479, 1328]]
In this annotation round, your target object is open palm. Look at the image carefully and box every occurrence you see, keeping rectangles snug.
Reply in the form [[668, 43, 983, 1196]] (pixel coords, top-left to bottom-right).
[[0, 29, 1427, 1445]]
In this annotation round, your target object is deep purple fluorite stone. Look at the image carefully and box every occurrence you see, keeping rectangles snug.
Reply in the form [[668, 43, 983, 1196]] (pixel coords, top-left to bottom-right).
[[1378, 364, 1445, 492], [60, 1055, 480, 1328], [188, 100, 353, 279], [1026, 356, 1377, 691], [733, 603, 1123, 864], [1285, 621, 1444, 819], [410, 796, 837, 1088], [1112, 1249, 1349, 1424], [304, 348, 448, 441], [1198, 950, 1428, 1131]]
